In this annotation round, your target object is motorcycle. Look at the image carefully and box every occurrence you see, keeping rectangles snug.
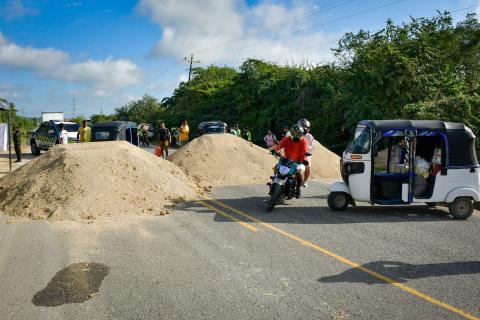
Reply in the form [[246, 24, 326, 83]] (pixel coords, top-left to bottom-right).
[[267, 153, 299, 212]]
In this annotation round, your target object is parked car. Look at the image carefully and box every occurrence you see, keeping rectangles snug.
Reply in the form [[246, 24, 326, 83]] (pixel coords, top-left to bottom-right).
[[30, 121, 80, 155], [92, 121, 139, 146], [198, 121, 227, 135], [328, 120, 480, 219]]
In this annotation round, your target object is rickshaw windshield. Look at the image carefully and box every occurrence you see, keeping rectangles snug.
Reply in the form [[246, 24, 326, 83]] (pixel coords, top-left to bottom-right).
[[346, 126, 371, 154]]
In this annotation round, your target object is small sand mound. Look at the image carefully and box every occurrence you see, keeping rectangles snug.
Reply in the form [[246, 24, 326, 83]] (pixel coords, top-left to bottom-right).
[[0, 141, 197, 220], [310, 140, 341, 180], [168, 134, 341, 186], [168, 134, 277, 187]]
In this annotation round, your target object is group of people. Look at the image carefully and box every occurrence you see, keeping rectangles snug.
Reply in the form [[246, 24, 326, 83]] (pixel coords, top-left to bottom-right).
[[268, 119, 315, 199], [10, 120, 91, 163], [230, 124, 252, 142], [155, 120, 189, 158]]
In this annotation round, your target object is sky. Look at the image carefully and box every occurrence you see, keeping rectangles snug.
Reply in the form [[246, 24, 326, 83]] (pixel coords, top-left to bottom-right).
[[0, 0, 479, 118]]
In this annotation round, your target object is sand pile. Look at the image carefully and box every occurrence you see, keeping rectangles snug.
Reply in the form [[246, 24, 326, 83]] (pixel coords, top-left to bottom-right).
[[0, 141, 197, 220], [168, 134, 277, 187], [310, 140, 342, 180], [168, 134, 341, 186]]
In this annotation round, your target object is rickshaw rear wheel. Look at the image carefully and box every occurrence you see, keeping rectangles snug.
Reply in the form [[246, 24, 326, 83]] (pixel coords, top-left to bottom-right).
[[449, 197, 474, 220], [328, 192, 349, 211]]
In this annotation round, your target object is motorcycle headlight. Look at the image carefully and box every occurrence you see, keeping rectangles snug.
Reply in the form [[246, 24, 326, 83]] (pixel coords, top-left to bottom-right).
[[279, 165, 290, 175]]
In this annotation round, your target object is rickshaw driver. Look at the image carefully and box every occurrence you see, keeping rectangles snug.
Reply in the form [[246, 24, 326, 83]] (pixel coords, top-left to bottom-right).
[[272, 124, 310, 198]]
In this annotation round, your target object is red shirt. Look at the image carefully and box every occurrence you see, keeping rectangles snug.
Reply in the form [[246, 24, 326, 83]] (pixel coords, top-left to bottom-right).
[[274, 137, 309, 163]]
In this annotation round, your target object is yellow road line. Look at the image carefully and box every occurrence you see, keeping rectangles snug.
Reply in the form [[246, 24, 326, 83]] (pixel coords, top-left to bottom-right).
[[196, 200, 258, 232], [201, 195, 479, 320]]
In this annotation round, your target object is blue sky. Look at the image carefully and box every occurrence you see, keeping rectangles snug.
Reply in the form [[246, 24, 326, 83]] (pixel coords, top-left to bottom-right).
[[0, 0, 479, 118]]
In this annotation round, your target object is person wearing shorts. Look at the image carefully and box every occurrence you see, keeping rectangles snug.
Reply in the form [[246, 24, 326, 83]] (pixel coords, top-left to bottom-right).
[[157, 122, 171, 158], [274, 124, 309, 198]]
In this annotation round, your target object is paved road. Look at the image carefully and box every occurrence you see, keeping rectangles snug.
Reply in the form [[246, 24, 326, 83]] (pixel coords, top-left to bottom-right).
[[0, 149, 35, 178], [0, 181, 479, 319]]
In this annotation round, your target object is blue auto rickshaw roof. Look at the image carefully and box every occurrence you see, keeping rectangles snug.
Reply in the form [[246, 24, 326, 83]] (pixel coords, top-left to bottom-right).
[[359, 120, 478, 167], [93, 121, 137, 129], [358, 120, 469, 132]]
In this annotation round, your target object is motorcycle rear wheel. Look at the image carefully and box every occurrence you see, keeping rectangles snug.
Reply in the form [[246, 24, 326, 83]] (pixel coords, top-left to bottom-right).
[[267, 183, 283, 212]]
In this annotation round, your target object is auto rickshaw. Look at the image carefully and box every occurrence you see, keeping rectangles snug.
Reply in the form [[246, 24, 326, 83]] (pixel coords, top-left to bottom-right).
[[91, 121, 139, 146], [328, 120, 480, 219]]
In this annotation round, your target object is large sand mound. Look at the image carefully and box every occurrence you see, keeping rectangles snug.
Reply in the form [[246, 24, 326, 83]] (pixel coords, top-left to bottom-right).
[[0, 142, 197, 220], [168, 134, 341, 186]]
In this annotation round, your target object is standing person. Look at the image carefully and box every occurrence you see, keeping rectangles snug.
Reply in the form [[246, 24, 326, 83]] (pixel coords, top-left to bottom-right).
[[12, 126, 21, 162], [157, 122, 171, 158], [178, 120, 189, 147], [234, 124, 241, 137], [281, 125, 291, 139], [59, 123, 69, 144], [264, 130, 278, 148], [171, 127, 179, 147], [244, 127, 252, 142], [140, 123, 150, 147], [77, 120, 91, 143], [298, 118, 314, 188]]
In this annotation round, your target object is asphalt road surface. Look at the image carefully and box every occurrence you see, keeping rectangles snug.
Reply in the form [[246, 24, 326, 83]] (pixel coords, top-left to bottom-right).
[[0, 181, 479, 320]]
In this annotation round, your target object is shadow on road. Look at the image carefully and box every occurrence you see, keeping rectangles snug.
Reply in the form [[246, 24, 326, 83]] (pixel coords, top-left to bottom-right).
[[176, 197, 454, 225], [318, 260, 480, 284]]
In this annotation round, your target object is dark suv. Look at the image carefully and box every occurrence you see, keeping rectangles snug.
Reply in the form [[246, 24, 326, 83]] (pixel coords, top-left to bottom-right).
[[198, 121, 227, 135], [30, 121, 79, 155]]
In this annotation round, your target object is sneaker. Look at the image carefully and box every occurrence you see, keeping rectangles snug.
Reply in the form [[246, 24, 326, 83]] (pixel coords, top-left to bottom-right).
[[302, 182, 308, 188]]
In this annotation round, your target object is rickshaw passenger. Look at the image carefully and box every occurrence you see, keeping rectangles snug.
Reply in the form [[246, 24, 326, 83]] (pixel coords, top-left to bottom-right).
[[273, 124, 309, 198]]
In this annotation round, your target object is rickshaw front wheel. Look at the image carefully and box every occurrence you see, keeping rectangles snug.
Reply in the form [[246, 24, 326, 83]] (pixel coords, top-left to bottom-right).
[[328, 192, 349, 211], [449, 197, 474, 220]]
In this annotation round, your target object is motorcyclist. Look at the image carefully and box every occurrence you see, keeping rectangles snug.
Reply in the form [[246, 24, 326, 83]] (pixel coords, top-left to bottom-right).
[[298, 118, 314, 188], [273, 124, 309, 198]]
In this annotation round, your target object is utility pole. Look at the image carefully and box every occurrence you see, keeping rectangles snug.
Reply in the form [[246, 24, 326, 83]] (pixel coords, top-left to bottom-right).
[[183, 54, 201, 83], [72, 98, 76, 119]]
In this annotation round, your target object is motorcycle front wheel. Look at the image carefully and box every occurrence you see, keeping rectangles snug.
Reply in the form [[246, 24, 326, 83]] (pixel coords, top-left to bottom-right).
[[267, 183, 283, 212]]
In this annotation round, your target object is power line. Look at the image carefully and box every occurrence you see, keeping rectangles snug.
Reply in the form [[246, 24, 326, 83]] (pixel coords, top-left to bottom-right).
[[238, 3, 480, 64], [155, 3, 479, 96], [192, 0, 357, 56], [200, 0, 409, 65]]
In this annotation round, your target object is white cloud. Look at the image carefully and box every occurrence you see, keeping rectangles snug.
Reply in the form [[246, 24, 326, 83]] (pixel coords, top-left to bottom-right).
[[0, 32, 143, 93], [0, 38, 69, 69], [0, 0, 38, 20], [138, 0, 244, 58], [52, 57, 142, 91], [137, 0, 337, 65], [0, 83, 20, 99], [65, 2, 83, 8], [178, 73, 189, 83]]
